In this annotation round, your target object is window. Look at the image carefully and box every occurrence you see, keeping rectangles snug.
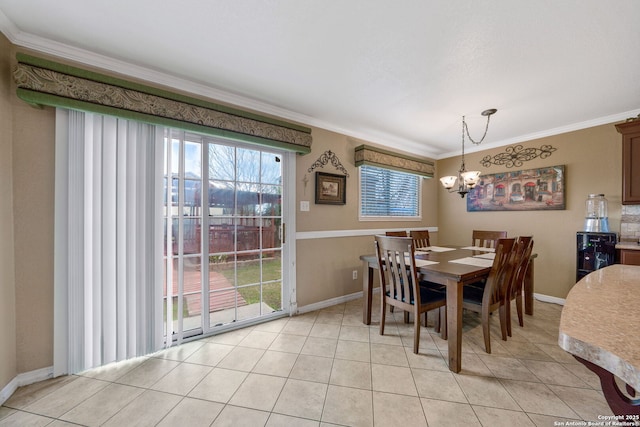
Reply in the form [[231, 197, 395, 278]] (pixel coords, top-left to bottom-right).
[[359, 165, 421, 219]]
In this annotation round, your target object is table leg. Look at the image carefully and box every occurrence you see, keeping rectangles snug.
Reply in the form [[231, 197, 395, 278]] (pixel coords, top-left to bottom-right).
[[524, 258, 534, 315], [446, 278, 463, 373], [362, 260, 373, 325]]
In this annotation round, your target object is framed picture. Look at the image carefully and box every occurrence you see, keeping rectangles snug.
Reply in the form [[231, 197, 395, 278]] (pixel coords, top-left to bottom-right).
[[467, 164, 565, 212], [315, 172, 346, 205]]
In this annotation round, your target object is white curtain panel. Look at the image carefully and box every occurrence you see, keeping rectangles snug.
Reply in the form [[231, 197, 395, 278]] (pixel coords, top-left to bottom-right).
[[54, 109, 163, 376]]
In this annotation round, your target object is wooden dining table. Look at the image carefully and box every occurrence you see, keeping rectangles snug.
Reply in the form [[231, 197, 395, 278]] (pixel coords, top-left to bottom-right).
[[360, 245, 536, 373]]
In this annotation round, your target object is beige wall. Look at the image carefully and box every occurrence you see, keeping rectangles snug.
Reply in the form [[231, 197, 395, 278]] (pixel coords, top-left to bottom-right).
[[4, 40, 56, 378], [0, 34, 626, 396], [294, 128, 438, 307], [0, 33, 17, 392], [437, 124, 622, 300]]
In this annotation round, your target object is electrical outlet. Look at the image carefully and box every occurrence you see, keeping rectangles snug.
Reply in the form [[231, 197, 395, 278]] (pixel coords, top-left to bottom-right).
[[352, 270, 358, 280], [300, 201, 310, 211]]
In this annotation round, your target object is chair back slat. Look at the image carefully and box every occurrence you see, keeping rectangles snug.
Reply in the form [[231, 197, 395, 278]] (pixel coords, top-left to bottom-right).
[[409, 230, 431, 249], [385, 231, 408, 237], [509, 236, 534, 299], [375, 235, 419, 306], [472, 230, 508, 248], [483, 238, 516, 306]]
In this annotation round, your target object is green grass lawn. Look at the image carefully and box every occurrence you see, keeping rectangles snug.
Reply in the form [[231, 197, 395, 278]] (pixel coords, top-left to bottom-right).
[[219, 258, 282, 310], [164, 297, 189, 321]]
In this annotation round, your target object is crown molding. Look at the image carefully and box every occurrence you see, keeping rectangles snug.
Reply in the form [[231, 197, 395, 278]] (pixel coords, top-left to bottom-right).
[[439, 108, 640, 159], [1, 19, 430, 156], [0, 9, 20, 41], [3, 14, 636, 161]]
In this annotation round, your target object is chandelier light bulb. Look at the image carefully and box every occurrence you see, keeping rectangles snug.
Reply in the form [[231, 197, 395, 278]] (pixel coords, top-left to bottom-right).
[[461, 171, 481, 187], [440, 175, 457, 189]]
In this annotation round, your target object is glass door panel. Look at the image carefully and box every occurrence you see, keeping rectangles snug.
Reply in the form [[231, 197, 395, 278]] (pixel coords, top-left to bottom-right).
[[206, 142, 284, 328], [163, 133, 203, 341], [163, 129, 287, 342]]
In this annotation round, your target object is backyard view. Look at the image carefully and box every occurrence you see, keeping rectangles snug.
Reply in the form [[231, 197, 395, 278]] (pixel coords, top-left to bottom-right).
[[217, 257, 282, 310], [163, 129, 286, 340]]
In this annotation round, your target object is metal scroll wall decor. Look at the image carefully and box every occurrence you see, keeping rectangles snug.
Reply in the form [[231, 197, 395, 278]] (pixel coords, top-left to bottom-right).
[[307, 150, 350, 177], [480, 144, 557, 169]]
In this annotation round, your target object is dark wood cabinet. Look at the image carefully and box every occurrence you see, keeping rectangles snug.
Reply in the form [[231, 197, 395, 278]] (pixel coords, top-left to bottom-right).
[[618, 249, 640, 266], [615, 120, 640, 204]]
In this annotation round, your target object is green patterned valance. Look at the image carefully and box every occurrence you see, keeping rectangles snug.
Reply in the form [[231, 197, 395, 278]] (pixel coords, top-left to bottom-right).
[[13, 53, 312, 154], [354, 144, 434, 178]]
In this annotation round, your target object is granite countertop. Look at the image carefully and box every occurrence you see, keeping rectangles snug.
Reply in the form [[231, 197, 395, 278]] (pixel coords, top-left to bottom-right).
[[615, 241, 640, 250], [558, 264, 640, 390]]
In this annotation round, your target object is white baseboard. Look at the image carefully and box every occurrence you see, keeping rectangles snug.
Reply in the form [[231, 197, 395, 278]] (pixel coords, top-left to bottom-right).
[[534, 293, 565, 305], [0, 377, 17, 406], [297, 291, 363, 314], [0, 366, 53, 406], [297, 287, 381, 314]]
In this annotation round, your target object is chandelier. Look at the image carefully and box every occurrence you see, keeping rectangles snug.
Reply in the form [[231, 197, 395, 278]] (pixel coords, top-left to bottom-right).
[[440, 109, 497, 198]]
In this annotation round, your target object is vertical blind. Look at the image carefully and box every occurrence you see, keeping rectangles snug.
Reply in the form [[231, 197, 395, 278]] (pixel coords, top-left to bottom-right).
[[360, 165, 421, 218], [54, 109, 164, 375]]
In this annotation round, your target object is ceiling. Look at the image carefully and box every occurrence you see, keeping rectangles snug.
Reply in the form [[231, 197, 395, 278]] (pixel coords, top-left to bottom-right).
[[1, 0, 639, 159]]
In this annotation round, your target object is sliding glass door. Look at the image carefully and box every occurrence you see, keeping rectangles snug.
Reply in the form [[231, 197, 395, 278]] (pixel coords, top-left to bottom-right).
[[164, 129, 289, 343]]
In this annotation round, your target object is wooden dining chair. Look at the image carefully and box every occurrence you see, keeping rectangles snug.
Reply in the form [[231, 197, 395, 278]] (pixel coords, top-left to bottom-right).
[[461, 237, 516, 353], [410, 228, 446, 302], [505, 236, 534, 336], [374, 235, 447, 353], [384, 231, 408, 315], [466, 230, 509, 292], [409, 229, 431, 249], [472, 230, 508, 249]]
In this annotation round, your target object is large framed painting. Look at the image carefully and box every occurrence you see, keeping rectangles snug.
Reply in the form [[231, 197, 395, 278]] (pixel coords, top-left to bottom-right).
[[467, 165, 565, 212]]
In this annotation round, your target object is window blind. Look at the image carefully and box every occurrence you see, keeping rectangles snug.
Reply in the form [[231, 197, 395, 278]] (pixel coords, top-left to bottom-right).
[[54, 109, 164, 375], [360, 165, 420, 218]]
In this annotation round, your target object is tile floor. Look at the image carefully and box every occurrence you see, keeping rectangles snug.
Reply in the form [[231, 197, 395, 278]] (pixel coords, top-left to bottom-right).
[[0, 297, 617, 427]]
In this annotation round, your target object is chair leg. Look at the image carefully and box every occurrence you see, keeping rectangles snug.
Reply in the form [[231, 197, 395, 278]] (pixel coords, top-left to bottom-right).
[[506, 299, 513, 337], [499, 305, 508, 341], [413, 310, 421, 354], [481, 307, 491, 354], [439, 306, 447, 340], [380, 298, 387, 336], [516, 292, 524, 327], [404, 311, 410, 324], [434, 309, 440, 333]]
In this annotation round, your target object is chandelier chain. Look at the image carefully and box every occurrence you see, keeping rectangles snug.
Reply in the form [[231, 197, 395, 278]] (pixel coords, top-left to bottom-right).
[[440, 108, 496, 198], [463, 114, 493, 145], [460, 116, 466, 171]]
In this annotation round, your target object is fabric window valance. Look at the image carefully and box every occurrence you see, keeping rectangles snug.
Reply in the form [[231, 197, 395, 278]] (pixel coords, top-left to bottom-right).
[[13, 53, 312, 154], [354, 144, 434, 178]]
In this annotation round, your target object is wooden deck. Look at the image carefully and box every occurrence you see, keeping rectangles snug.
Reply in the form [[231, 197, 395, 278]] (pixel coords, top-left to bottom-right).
[[165, 266, 247, 316]]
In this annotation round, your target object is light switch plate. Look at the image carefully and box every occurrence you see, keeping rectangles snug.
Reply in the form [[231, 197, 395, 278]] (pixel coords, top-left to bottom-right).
[[300, 201, 310, 211]]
